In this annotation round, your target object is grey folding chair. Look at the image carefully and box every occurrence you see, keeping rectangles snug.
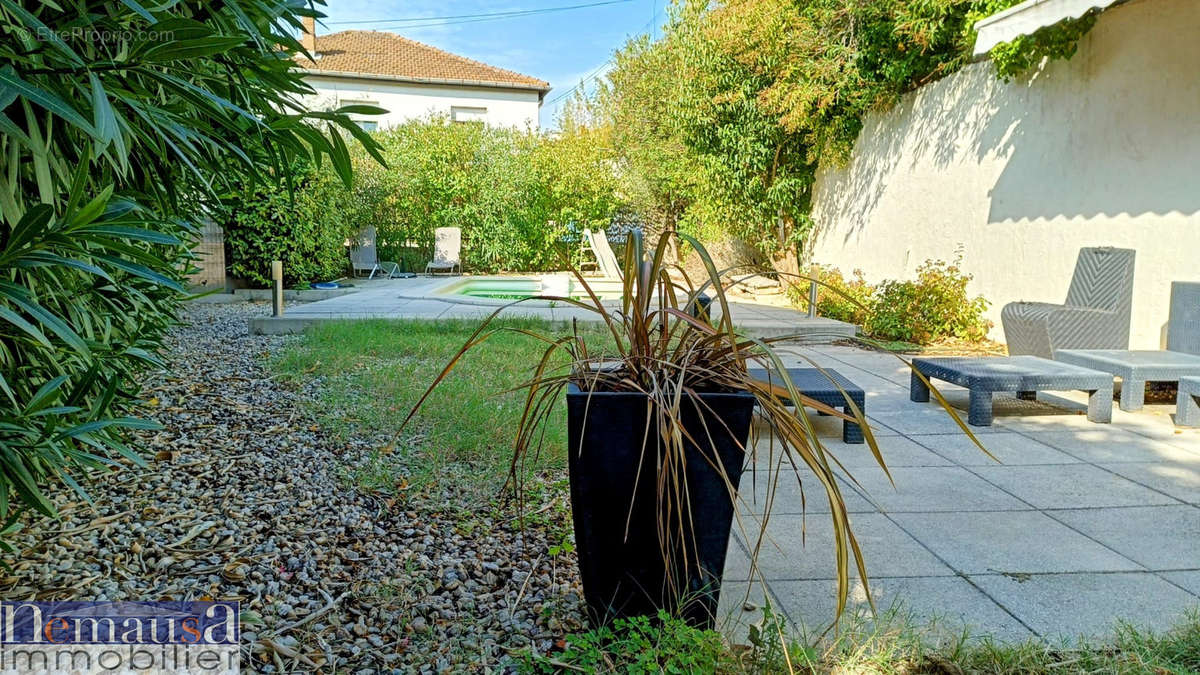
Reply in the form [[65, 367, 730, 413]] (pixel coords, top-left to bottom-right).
[[1001, 247, 1136, 358], [348, 226, 401, 279]]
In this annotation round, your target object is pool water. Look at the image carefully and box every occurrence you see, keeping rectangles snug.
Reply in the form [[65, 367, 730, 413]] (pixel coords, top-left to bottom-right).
[[446, 277, 624, 302], [459, 290, 544, 300]]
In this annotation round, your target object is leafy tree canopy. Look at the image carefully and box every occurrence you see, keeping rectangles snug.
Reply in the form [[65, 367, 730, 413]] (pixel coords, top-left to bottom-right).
[[585, 0, 1097, 264]]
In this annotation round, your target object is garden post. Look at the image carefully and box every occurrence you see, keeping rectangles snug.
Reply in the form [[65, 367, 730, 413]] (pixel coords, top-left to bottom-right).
[[272, 260, 284, 317]]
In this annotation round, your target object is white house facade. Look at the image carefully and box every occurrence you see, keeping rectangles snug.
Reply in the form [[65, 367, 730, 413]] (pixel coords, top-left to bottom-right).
[[294, 19, 549, 130]]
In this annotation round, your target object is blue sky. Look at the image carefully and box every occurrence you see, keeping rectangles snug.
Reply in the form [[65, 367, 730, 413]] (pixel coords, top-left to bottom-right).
[[314, 0, 665, 128]]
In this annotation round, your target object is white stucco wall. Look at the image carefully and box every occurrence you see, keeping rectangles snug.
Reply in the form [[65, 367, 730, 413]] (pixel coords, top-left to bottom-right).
[[302, 74, 542, 130], [808, 0, 1200, 348]]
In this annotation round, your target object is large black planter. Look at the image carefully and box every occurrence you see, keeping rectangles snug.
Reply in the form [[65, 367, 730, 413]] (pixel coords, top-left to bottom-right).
[[565, 383, 755, 629]]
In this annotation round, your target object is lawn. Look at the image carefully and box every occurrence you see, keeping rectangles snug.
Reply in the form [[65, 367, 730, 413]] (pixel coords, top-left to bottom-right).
[[272, 317, 612, 500]]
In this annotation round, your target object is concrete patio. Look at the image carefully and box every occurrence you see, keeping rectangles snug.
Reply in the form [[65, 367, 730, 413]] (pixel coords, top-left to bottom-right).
[[246, 275, 856, 341], [718, 343, 1200, 645]]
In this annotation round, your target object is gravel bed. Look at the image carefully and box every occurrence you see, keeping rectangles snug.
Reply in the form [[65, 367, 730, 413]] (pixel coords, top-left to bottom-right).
[[2, 302, 585, 672]]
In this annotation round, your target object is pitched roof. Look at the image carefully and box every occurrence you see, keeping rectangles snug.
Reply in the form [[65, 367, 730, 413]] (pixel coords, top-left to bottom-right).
[[294, 30, 550, 92]]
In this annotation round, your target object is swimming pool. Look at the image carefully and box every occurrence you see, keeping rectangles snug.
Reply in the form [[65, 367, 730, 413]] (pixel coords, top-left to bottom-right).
[[439, 276, 624, 303]]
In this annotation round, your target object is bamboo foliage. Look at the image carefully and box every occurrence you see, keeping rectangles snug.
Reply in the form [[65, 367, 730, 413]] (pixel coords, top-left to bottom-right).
[[0, 0, 381, 533]]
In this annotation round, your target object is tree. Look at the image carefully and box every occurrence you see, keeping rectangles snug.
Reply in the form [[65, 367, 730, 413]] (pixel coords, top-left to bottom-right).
[[588, 0, 1097, 270], [0, 0, 380, 526]]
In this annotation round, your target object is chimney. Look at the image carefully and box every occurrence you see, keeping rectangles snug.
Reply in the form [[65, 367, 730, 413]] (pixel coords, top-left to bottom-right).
[[301, 16, 316, 54]]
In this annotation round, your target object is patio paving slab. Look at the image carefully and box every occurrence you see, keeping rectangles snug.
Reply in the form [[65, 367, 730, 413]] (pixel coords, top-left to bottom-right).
[[1050, 505, 1200, 569], [912, 432, 1080, 465], [1029, 429, 1200, 464], [970, 463, 1181, 509], [970, 572, 1199, 640], [889, 511, 1143, 574], [1100, 461, 1200, 504], [722, 537, 755, 582], [738, 469, 878, 515], [736, 513, 954, 581], [768, 576, 1035, 642], [1161, 571, 1200, 596], [837, 466, 1030, 513], [866, 409, 1009, 435], [715, 581, 775, 645], [828, 435, 954, 469], [714, 343, 1200, 646], [250, 276, 858, 338]]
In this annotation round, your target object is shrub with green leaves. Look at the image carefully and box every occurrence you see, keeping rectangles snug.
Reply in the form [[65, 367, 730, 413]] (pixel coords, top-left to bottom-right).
[[220, 163, 359, 287], [327, 116, 621, 274], [866, 259, 992, 344], [789, 266, 877, 327], [789, 262, 992, 345], [0, 0, 377, 530]]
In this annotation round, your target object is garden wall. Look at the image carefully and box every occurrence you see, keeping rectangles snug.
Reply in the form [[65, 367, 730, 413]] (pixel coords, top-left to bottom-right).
[[808, 0, 1200, 349]]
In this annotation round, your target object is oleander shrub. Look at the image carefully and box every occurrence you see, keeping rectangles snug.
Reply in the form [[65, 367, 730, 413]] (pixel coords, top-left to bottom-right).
[[866, 258, 992, 344], [0, 0, 377, 529]]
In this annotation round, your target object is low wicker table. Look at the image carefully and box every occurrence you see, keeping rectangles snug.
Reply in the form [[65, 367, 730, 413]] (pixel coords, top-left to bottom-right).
[[748, 367, 865, 443], [1177, 377, 1200, 427], [1055, 349, 1200, 412], [909, 356, 1113, 427]]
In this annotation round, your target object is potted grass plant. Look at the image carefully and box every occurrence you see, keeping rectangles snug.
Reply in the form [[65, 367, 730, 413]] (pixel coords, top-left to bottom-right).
[[398, 230, 968, 630]]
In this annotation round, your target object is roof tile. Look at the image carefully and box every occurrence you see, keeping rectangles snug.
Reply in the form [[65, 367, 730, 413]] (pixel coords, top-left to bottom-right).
[[295, 31, 549, 91]]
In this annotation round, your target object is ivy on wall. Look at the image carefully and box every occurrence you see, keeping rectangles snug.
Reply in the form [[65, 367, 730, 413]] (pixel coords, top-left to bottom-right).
[[590, 0, 1102, 264]]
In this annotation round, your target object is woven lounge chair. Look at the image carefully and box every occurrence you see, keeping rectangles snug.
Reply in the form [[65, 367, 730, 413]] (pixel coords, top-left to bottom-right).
[[425, 227, 462, 275], [349, 226, 401, 279], [1001, 247, 1136, 359]]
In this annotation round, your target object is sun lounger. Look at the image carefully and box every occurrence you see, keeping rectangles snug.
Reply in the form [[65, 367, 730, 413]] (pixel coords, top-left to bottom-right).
[[349, 226, 401, 279], [425, 227, 462, 275], [583, 228, 622, 280]]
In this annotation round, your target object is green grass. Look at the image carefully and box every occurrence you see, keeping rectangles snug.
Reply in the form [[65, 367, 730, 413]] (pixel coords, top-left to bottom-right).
[[271, 318, 611, 500], [521, 605, 1200, 674]]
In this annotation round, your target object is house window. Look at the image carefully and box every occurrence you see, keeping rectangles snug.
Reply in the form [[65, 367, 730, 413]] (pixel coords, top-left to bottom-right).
[[338, 98, 381, 131], [451, 106, 488, 123]]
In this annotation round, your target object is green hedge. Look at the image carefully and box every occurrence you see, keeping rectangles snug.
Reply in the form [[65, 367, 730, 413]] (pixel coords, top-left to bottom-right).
[[337, 117, 622, 274], [220, 164, 357, 287]]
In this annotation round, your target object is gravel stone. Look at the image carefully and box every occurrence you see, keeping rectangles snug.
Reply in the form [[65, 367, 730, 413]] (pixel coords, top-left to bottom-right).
[[3, 303, 585, 671]]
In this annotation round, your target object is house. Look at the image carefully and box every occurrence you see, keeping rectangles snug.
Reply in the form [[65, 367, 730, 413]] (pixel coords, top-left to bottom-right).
[[808, 0, 1199, 348], [293, 18, 550, 130]]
